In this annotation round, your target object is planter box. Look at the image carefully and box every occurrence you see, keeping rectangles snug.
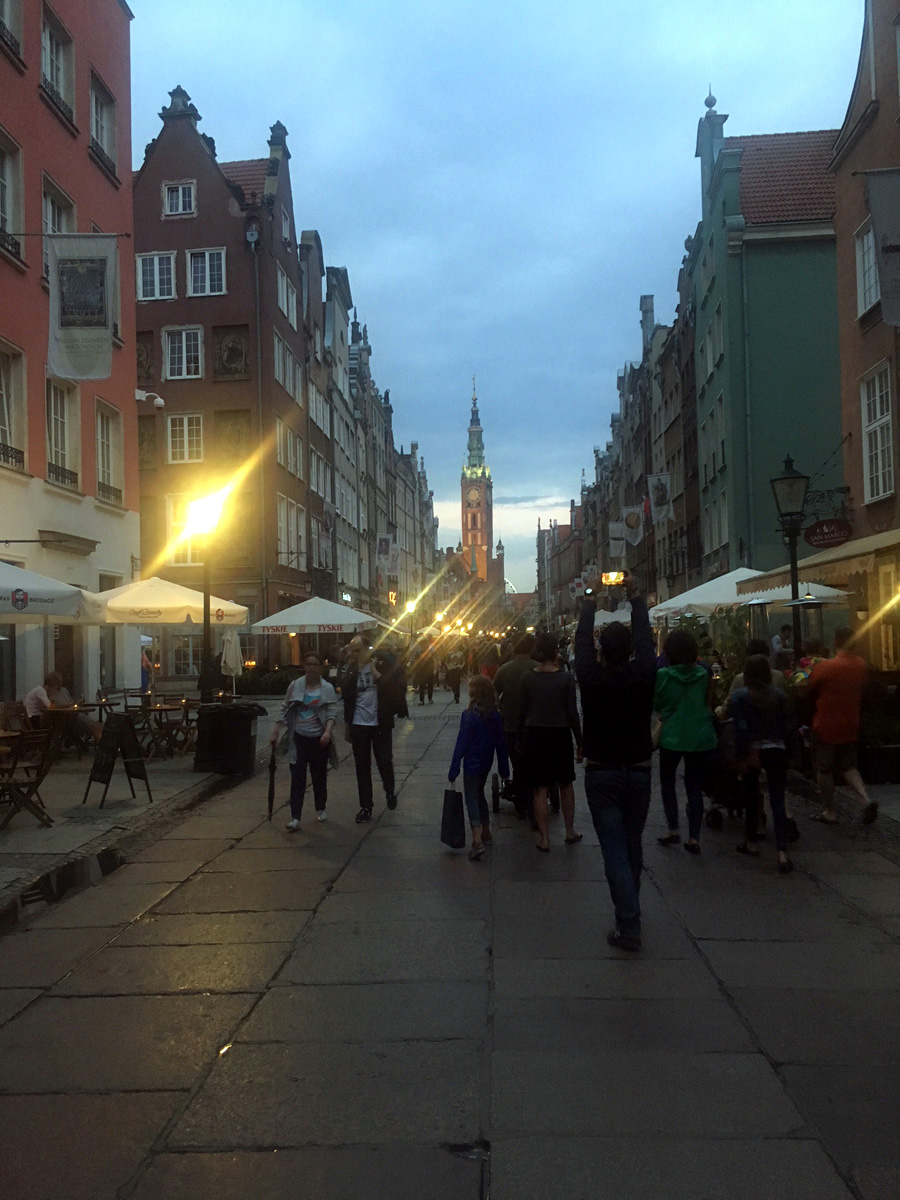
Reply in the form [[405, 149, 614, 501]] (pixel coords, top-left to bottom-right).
[[858, 744, 900, 785]]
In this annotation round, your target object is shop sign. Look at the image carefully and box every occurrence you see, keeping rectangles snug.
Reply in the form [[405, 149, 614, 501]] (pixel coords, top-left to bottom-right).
[[804, 519, 853, 550]]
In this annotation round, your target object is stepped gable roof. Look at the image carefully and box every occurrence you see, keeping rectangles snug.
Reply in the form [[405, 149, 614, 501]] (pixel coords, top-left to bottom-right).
[[725, 129, 838, 225], [220, 158, 268, 200]]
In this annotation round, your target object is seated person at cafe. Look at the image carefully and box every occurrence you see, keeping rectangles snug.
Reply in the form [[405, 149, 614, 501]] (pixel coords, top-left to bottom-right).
[[24, 673, 102, 742]]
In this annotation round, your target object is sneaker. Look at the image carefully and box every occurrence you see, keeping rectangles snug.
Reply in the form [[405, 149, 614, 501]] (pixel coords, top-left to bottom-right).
[[386, 793, 398, 811], [285, 818, 301, 832], [355, 807, 372, 824], [607, 928, 641, 952], [316, 810, 327, 822]]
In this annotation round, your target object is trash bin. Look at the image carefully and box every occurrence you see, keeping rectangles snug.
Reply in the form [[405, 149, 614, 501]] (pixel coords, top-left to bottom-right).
[[193, 703, 265, 775], [193, 704, 226, 773]]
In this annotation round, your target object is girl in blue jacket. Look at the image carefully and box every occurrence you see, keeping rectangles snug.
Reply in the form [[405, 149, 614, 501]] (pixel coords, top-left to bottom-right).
[[448, 674, 510, 859]]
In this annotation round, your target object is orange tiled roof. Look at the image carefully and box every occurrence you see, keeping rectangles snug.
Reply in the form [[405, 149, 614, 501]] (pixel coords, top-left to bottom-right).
[[220, 158, 269, 200], [724, 130, 838, 225]]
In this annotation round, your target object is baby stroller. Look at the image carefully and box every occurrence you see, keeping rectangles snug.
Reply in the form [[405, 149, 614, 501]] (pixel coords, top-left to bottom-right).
[[701, 718, 765, 832]]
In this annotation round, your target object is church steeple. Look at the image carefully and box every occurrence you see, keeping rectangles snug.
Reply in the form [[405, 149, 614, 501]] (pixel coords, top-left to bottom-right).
[[466, 377, 486, 473]]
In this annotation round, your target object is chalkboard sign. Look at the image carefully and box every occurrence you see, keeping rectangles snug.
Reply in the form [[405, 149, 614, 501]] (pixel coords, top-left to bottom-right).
[[82, 712, 153, 809]]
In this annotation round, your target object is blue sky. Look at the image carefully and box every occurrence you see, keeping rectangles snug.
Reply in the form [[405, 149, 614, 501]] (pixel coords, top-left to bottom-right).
[[131, 0, 864, 592]]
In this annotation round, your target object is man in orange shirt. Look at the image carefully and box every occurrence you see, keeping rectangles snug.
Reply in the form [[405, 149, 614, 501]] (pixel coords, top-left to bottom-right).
[[807, 628, 877, 825]]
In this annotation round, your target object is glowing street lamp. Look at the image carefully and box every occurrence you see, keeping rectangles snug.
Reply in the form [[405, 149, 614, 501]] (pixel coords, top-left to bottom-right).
[[184, 484, 232, 704]]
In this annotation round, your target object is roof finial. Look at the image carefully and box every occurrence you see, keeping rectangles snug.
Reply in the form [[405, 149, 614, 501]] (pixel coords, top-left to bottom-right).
[[472, 373, 477, 401], [705, 86, 717, 111]]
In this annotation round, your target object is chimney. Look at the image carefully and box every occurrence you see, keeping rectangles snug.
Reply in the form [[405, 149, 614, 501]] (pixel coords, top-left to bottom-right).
[[640, 295, 655, 353]]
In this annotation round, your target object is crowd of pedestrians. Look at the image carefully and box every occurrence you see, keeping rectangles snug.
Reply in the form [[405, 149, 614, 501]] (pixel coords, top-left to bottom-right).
[[272, 573, 880, 954]]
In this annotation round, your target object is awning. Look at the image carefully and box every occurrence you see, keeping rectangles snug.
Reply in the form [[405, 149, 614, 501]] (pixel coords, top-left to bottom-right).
[[736, 528, 900, 594]]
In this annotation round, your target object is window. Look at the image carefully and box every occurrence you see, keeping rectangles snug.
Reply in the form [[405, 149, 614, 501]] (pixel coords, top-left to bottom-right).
[[0, 130, 22, 257], [46, 379, 77, 488], [41, 8, 73, 121], [96, 403, 121, 501], [274, 331, 284, 386], [165, 327, 203, 379], [862, 364, 893, 503], [171, 634, 202, 674], [856, 224, 880, 316], [90, 74, 116, 170], [42, 180, 73, 276], [315, 327, 322, 361], [310, 383, 331, 434], [137, 253, 175, 301], [167, 414, 203, 463], [0, 1, 22, 56], [166, 495, 201, 565], [281, 205, 290, 242], [713, 304, 723, 362], [277, 264, 297, 328], [163, 180, 195, 216], [0, 343, 24, 464], [187, 248, 225, 296]]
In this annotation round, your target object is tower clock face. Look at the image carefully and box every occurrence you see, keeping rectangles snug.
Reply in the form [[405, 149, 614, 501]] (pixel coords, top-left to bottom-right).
[[466, 485, 481, 507]]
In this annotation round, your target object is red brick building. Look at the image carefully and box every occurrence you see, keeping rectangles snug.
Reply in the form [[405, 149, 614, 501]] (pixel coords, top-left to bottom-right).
[[133, 88, 313, 676], [0, 0, 138, 699]]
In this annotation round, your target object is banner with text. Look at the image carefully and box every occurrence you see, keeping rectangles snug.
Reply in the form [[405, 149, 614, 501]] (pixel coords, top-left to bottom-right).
[[47, 234, 119, 380]]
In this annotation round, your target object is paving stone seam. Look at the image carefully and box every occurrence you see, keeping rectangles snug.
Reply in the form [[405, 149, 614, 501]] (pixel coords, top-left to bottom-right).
[[112, 709, 460, 1200], [643, 865, 866, 1198]]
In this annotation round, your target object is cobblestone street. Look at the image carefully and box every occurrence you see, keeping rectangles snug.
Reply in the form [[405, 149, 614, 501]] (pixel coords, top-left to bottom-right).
[[1, 695, 898, 1199]]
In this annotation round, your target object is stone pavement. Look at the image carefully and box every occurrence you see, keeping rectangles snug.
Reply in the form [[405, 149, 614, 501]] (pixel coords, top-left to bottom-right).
[[0, 692, 898, 1199], [0, 702, 282, 917]]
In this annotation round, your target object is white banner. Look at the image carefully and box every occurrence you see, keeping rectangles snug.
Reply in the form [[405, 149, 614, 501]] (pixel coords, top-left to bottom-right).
[[621, 507, 644, 546], [47, 234, 119, 380], [608, 522, 625, 560], [647, 474, 674, 524], [867, 169, 900, 326]]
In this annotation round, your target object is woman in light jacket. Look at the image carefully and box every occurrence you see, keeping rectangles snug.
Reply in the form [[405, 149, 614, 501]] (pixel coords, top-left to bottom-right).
[[271, 651, 341, 830]]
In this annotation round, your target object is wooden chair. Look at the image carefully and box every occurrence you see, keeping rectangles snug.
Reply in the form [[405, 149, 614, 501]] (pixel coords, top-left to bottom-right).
[[0, 701, 29, 732], [0, 729, 57, 829]]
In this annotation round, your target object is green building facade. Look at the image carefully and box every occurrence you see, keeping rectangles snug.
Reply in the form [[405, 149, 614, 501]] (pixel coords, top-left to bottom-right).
[[689, 98, 843, 576]]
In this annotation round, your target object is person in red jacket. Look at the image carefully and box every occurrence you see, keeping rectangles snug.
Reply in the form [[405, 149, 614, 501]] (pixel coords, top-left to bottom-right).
[[808, 628, 877, 825]]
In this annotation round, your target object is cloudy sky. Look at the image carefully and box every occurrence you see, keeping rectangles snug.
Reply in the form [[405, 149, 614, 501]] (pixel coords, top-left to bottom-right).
[[131, 0, 863, 592]]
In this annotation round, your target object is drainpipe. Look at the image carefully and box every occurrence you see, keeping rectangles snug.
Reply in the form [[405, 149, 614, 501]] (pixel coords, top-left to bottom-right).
[[252, 239, 269, 622], [741, 241, 756, 565]]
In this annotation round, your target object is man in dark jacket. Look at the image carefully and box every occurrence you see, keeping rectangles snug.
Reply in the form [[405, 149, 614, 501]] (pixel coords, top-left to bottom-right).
[[575, 570, 657, 951], [343, 635, 400, 822], [493, 632, 537, 817]]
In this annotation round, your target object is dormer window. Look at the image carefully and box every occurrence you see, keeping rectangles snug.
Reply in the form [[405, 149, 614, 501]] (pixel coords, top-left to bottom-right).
[[163, 180, 195, 217]]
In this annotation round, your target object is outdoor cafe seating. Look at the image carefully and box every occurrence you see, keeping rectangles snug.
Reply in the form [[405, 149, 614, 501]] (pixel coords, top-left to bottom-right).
[[0, 728, 59, 829]]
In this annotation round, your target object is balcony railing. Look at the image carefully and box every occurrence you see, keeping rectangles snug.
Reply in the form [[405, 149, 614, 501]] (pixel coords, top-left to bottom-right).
[[0, 442, 24, 470], [41, 75, 74, 125], [89, 137, 117, 179], [0, 229, 21, 260], [47, 461, 78, 490], [97, 480, 122, 505], [0, 16, 20, 58]]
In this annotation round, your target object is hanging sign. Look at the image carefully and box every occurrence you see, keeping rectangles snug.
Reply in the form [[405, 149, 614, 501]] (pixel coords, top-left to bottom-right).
[[647, 475, 674, 524], [621, 507, 644, 546], [804, 519, 853, 550], [47, 234, 119, 380]]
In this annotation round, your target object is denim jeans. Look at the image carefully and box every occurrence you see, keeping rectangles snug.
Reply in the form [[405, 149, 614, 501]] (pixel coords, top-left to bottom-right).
[[289, 734, 329, 820], [350, 724, 395, 811], [659, 748, 708, 842], [462, 772, 490, 831], [585, 766, 651, 937], [741, 747, 789, 851]]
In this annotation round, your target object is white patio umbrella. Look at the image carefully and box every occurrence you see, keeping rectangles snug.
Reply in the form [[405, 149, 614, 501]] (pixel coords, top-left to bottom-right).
[[0, 561, 103, 623], [96, 577, 248, 626], [220, 628, 244, 695], [649, 568, 764, 621], [251, 596, 377, 634], [595, 605, 632, 627]]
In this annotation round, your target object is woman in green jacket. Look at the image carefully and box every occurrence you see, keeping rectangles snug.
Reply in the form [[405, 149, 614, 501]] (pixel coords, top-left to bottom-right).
[[654, 630, 717, 853]]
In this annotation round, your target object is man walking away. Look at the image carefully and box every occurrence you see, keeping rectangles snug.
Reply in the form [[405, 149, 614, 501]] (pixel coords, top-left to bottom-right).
[[445, 645, 465, 703], [808, 628, 877, 826], [575, 570, 657, 951], [494, 633, 537, 818], [342, 636, 398, 822]]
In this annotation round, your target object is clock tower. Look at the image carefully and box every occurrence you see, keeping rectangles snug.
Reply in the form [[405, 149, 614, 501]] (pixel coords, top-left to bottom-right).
[[461, 380, 494, 582]]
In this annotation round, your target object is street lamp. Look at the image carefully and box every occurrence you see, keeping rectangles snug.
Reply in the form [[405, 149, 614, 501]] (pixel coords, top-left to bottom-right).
[[770, 455, 810, 659], [405, 599, 416, 644], [184, 484, 232, 704]]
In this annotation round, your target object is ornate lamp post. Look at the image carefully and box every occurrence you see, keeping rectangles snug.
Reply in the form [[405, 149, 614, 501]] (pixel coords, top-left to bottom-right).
[[184, 485, 231, 703], [770, 455, 810, 659]]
